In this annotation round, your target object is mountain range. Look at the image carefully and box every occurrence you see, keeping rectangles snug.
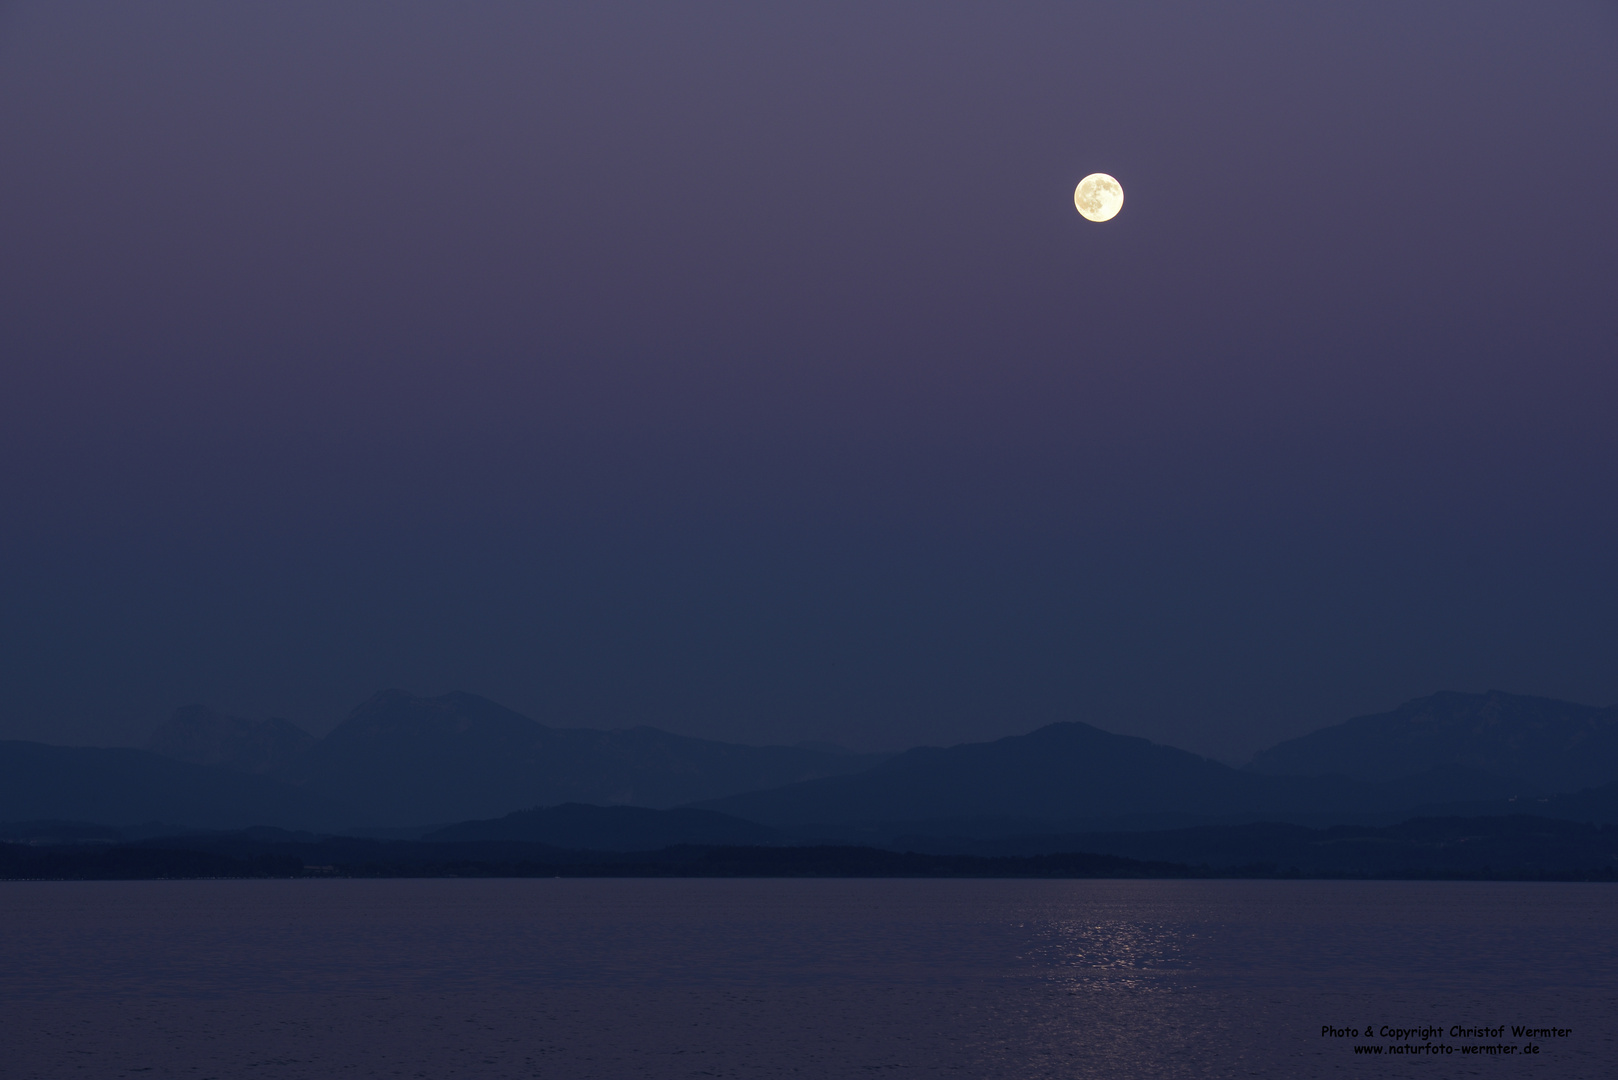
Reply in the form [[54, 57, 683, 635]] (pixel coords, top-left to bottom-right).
[[144, 689, 888, 824], [693, 692, 1618, 836], [0, 740, 357, 831], [1247, 690, 1618, 789], [2, 689, 1616, 837]]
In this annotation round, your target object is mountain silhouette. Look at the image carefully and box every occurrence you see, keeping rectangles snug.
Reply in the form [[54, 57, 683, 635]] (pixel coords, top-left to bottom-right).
[[21, 689, 1617, 836], [0, 740, 360, 831], [694, 721, 1368, 830], [146, 705, 315, 775], [1246, 691, 1618, 789], [690, 718, 1574, 835], [277, 690, 888, 824], [1401, 778, 1618, 826]]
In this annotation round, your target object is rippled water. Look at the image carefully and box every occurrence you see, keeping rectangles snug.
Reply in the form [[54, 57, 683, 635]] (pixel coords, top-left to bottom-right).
[[2, 879, 1613, 1077]]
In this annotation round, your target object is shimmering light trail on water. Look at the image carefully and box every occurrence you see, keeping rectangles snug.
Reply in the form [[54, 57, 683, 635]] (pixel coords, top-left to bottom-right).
[[2, 879, 1613, 1078]]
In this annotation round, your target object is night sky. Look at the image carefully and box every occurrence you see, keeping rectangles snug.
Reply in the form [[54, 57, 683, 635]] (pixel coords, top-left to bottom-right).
[[2, 1, 1614, 760]]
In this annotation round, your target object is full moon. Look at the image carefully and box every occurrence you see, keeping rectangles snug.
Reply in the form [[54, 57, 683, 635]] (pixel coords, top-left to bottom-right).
[[1074, 173, 1123, 222]]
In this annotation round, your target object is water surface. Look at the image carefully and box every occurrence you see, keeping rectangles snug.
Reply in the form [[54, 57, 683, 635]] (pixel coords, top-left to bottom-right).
[[2, 879, 1612, 1077]]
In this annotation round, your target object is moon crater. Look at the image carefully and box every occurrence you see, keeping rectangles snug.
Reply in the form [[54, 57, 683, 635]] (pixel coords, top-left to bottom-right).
[[1074, 173, 1123, 222]]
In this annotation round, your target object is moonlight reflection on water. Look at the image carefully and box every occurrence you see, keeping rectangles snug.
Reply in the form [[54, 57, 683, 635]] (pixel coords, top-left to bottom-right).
[[0, 879, 1611, 1078]]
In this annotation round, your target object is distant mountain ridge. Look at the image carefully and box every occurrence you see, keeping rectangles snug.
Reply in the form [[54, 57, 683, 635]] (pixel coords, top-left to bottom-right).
[[694, 694, 1618, 836], [144, 690, 889, 825], [147, 705, 314, 775], [0, 740, 360, 831], [9, 688, 1618, 837], [693, 721, 1367, 831], [1246, 691, 1618, 788]]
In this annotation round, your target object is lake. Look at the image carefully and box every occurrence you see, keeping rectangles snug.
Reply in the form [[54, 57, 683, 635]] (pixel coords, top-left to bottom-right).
[[2, 879, 1613, 1077]]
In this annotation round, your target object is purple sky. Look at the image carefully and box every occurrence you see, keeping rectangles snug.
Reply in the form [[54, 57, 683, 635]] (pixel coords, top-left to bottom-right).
[[1, 1, 1615, 760]]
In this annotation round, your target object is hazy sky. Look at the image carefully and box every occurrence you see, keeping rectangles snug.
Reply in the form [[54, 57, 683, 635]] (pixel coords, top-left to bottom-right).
[[1, 1, 1614, 760]]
